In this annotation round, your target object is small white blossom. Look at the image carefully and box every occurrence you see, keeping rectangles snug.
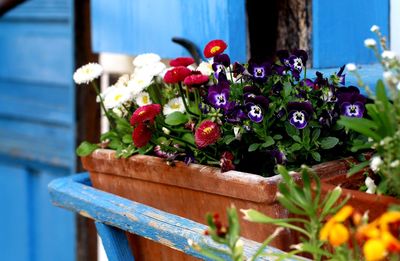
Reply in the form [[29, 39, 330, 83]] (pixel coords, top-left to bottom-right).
[[365, 177, 377, 194], [133, 61, 166, 79], [132, 53, 161, 68], [370, 25, 380, 33], [127, 72, 154, 96], [73, 63, 103, 84], [197, 61, 213, 76], [364, 38, 377, 48], [163, 97, 186, 115], [103, 86, 133, 109], [370, 156, 383, 173], [290, 243, 304, 251], [390, 160, 400, 168], [383, 71, 398, 85], [233, 126, 242, 140], [187, 65, 196, 71], [135, 92, 152, 107], [382, 50, 397, 60], [346, 63, 357, 72], [162, 127, 171, 135], [114, 74, 130, 88], [397, 82, 400, 91]]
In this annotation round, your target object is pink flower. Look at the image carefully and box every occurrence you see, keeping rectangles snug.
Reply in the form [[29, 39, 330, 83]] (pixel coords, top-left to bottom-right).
[[163, 66, 192, 84], [194, 120, 221, 148], [203, 40, 227, 58], [220, 151, 235, 172], [132, 123, 152, 148], [169, 57, 195, 67], [184, 74, 209, 86], [130, 104, 161, 126]]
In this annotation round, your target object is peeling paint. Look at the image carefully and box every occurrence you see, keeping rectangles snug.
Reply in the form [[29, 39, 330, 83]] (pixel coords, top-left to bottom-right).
[[79, 210, 92, 218], [124, 212, 138, 221], [157, 237, 179, 251]]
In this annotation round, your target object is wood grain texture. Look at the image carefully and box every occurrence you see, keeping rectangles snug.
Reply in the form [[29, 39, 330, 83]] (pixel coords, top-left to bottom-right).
[[91, 0, 247, 61], [96, 222, 135, 261], [312, 0, 389, 68], [49, 173, 306, 261], [2, 0, 71, 20]]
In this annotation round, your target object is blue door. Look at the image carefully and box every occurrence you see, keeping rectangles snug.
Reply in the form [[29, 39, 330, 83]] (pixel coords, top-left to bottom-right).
[[0, 0, 75, 260]]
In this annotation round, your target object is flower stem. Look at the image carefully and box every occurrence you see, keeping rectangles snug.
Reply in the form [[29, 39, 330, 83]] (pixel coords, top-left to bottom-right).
[[91, 81, 114, 127], [178, 82, 199, 117]]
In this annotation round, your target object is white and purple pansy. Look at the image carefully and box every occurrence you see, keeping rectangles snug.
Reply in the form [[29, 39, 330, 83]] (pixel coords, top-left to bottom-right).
[[337, 86, 366, 118], [248, 61, 271, 83], [224, 101, 247, 123], [207, 81, 230, 109], [288, 50, 308, 80], [245, 95, 269, 123], [287, 101, 314, 129], [212, 54, 231, 79]]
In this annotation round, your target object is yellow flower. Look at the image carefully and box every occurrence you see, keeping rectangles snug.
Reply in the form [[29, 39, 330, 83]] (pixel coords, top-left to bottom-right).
[[320, 205, 353, 246], [363, 239, 387, 261]]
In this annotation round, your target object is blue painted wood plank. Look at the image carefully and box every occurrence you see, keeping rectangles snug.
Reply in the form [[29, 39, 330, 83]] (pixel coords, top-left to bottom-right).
[[3, 0, 71, 21], [312, 0, 389, 68], [308, 63, 383, 94], [0, 22, 73, 85], [0, 80, 73, 125], [49, 173, 307, 261], [0, 118, 75, 168], [0, 165, 30, 261], [91, 0, 247, 61], [96, 222, 135, 261]]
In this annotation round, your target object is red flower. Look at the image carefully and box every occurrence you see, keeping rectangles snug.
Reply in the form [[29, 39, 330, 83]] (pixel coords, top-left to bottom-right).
[[132, 123, 152, 148], [194, 120, 221, 148], [184, 74, 209, 86], [130, 104, 161, 126], [220, 151, 235, 172], [203, 40, 227, 58], [169, 57, 195, 67], [163, 66, 192, 84]]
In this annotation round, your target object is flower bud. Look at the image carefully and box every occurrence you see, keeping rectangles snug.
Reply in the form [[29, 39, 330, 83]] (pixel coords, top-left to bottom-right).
[[346, 63, 357, 72]]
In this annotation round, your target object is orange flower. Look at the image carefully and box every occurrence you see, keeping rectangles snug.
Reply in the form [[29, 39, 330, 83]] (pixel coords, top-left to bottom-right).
[[320, 205, 354, 247], [363, 238, 387, 261]]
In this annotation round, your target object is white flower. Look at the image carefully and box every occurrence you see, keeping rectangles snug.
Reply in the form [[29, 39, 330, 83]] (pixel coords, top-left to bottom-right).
[[127, 72, 154, 96], [346, 63, 357, 72], [364, 38, 377, 47], [163, 97, 186, 115], [397, 82, 400, 91], [135, 92, 152, 107], [382, 50, 397, 60], [390, 160, 400, 168], [114, 74, 130, 88], [383, 71, 399, 85], [365, 177, 377, 194], [370, 25, 380, 33], [133, 62, 166, 78], [370, 156, 383, 173], [103, 86, 132, 109], [73, 63, 103, 84], [162, 127, 171, 135], [197, 61, 213, 76], [233, 126, 242, 140], [132, 53, 161, 68]]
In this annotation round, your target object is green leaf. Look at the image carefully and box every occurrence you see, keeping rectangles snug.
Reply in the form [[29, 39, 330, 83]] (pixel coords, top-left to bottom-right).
[[248, 143, 261, 152], [76, 141, 99, 156], [289, 143, 302, 152], [261, 136, 275, 148], [320, 137, 339, 149], [302, 127, 310, 144], [273, 134, 283, 140], [292, 135, 301, 143], [122, 134, 133, 144], [311, 129, 321, 142], [165, 112, 188, 126], [223, 135, 236, 145], [227, 207, 240, 248], [321, 186, 342, 216], [100, 131, 118, 141], [311, 151, 321, 162], [285, 122, 299, 137], [347, 160, 370, 177], [338, 117, 381, 141], [138, 144, 153, 154], [182, 133, 195, 145]]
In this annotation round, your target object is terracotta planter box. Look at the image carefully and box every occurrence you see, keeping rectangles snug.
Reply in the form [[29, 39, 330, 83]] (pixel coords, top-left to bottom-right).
[[82, 149, 356, 260], [321, 171, 400, 221]]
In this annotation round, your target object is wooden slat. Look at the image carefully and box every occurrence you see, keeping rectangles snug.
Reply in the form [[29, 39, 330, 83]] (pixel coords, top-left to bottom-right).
[[0, 80, 73, 125], [91, 0, 247, 61], [0, 22, 73, 85], [0, 118, 75, 168], [95, 222, 135, 261], [49, 173, 307, 261], [3, 0, 71, 20], [312, 0, 389, 68]]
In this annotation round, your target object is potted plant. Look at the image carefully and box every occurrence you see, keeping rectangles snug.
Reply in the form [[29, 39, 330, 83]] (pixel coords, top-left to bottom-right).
[[75, 40, 368, 258]]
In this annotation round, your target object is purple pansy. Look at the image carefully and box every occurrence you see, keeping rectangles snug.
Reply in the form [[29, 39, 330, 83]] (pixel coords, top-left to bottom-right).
[[337, 86, 366, 118], [214, 54, 231, 67], [288, 50, 308, 80], [207, 81, 230, 109], [245, 96, 269, 123], [287, 101, 314, 129], [268, 149, 287, 164], [243, 85, 261, 100], [336, 65, 346, 85], [212, 63, 225, 79], [319, 110, 339, 128], [224, 101, 247, 123], [248, 61, 271, 83], [277, 50, 290, 66]]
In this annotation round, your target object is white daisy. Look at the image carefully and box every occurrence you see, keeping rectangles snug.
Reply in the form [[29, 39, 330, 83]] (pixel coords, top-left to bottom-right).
[[382, 50, 397, 60], [133, 61, 166, 79], [135, 92, 152, 107], [364, 38, 377, 48], [73, 63, 103, 84], [163, 97, 186, 115], [114, 74, 131, 88], [365, 177, 377, 194], [103, 86, 133, 109], [370, 156, 383, 173], [127, 72, 154, 96], [197, 61, 213, 76], [370, 25, 380, 33], [346, 63, 357, 72], [132, 53, 161, 68]]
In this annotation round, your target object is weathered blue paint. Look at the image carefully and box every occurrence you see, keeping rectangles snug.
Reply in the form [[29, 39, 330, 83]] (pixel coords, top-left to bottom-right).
[[0, 0, 76, 260], [308, 63, 383, 94], [91, 0, 247, 62], [96, 222, 135, 261], [312, 0, 390, 68], [49, 173, 307, 261]]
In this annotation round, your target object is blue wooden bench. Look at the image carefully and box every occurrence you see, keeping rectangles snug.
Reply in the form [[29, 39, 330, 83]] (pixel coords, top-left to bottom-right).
[[48, 173, 306, 260]]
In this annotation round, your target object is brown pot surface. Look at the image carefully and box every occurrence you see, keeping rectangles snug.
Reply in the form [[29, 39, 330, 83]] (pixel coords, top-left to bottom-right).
[[82, 149, 359, 260]]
